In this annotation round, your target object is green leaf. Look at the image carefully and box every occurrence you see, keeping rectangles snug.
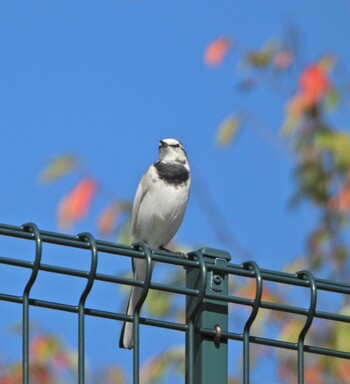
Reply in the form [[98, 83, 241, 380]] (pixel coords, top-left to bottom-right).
[[145, 290, 171, 317], [280, 115, 300, 137], [216, 116, 241, 147], [324, 88, 340, 112], [335, 304, 350, 351], [315, 131, 350, 168], [38, 154, 78, 184], [295, 160, 330, 204], [116, 218, 131, 245], [246, 39, 279, 68]]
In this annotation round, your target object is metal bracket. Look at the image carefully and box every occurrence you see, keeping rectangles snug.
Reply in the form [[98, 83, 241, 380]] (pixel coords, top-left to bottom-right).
[[210, 258, 226, 292]]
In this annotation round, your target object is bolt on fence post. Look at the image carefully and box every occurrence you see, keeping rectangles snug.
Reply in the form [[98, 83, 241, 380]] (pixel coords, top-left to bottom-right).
[[185, 248, 231, 384]]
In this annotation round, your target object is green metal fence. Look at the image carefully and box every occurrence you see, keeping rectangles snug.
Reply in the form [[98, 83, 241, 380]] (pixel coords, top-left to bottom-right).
[[1, 223, 350, 383]]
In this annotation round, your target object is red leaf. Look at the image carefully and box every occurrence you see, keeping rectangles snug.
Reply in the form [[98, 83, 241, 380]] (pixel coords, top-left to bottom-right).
[[329, 185, 350, 212], [299, 64, 330, 103], [97, 202, 119, 236], [204, 37, 232, 66], [58, 178, 97, 228]]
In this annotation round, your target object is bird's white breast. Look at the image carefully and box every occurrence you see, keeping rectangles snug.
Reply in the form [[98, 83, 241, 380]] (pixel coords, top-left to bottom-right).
[[131, 165, 190, 249]]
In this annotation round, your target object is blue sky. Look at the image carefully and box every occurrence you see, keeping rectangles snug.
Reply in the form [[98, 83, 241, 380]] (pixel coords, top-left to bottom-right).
[[1, 1, 350, 382]]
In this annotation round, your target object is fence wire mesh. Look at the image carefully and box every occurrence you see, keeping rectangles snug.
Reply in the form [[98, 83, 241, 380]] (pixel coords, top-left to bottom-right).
[[0, 223, 350, 383]]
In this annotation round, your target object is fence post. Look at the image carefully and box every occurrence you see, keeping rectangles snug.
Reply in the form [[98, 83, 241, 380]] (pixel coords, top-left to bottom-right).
[[185, 248, 231, 384]]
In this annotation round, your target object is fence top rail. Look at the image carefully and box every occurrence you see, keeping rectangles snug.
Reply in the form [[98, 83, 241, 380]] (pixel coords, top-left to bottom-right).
[[1, 223, 349, 296]]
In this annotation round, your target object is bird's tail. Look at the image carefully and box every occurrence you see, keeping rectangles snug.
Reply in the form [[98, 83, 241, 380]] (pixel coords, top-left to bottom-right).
[[119, 287, 138, 349], [119, 289, 136, 349], [119, 266, 147, 348]]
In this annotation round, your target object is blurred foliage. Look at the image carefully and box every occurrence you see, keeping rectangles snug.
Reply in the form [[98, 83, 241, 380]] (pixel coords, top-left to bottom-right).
[[0, 334, 77, 384], [37, 155, 79, 184], [5, 24, 348, 383], [216, 115, 242, 148], [207, 27, 350, 382], [204, 37, 233, 66]]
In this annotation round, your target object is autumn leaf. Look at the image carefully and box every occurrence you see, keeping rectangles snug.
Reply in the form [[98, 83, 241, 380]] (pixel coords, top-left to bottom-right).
[[216, 115, 241, 147], [318, 53, 336, 72], [329, 184, 350, 212], [116, 218, 131, 245], [58, 177, 98, 229], [97, 202, 120, 236], [246, 51, 271, 68], [145, 290, 171, 317], [102, 367, 126, 384], [280, 114, 300, 136], [315, 130, 350, 168], [279, 318, 304, 343], [30, 335, 60, 365], [299, 64, 330, 103], [38, 154, 78, 184], [286, 92, 316, 117], [273, 49, 293, 70], [334, 304, 350, 352], [282, 258, 308, 274], [93, 368, 118, 384], [246, 39, 279, 68], [323, 88, 340, 111], [204, 37, 232, 66], [304, 362, 327, 384], [141, 346, 184, 383], [334, 360, 350, 383]]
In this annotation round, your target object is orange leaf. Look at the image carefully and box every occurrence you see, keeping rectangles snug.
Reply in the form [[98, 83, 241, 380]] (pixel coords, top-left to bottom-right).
[[335, 360, 350, 382], [97, 202, 119, 236], [329, 185, 350, 212], [304, 363, 326, 384], [204, 37, 232, 66], [299, 64, 330, 103], [58, 178, 97, 228], [286, 92, 315, 117]]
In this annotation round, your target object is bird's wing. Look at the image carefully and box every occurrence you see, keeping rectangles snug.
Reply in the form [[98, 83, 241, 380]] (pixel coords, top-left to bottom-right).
[[130, 170, 150, 272]]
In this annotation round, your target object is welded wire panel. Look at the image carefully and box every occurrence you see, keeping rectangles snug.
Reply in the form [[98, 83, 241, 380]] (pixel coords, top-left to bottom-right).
[[1, 223, 350, 383]]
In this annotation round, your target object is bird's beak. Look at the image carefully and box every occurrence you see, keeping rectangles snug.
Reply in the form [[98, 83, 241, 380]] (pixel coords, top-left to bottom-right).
[[160, 140, 168, 148]]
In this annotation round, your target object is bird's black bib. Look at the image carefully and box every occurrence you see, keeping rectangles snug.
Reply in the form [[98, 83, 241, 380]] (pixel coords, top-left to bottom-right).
[[154, 161, 190, 185]]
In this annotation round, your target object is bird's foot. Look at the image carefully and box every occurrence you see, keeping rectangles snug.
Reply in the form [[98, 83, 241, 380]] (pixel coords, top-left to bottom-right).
[[176, 251, 188, 259], [159, 246, 188, 259]]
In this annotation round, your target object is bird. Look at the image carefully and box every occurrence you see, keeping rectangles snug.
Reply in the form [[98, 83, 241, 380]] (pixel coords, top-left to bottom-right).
[[119, 138, 191, 349]]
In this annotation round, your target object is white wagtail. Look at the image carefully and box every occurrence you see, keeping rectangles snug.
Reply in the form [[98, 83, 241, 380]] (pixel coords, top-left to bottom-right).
[[119, 138, 191, 349]]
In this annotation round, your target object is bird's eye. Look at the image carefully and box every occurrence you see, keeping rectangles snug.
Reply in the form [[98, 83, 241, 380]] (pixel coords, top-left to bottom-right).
[[175, 143, 180, 148]]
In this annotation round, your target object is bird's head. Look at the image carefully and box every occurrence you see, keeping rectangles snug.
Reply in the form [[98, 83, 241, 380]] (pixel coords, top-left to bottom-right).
[[158, 138, 188, 165]]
